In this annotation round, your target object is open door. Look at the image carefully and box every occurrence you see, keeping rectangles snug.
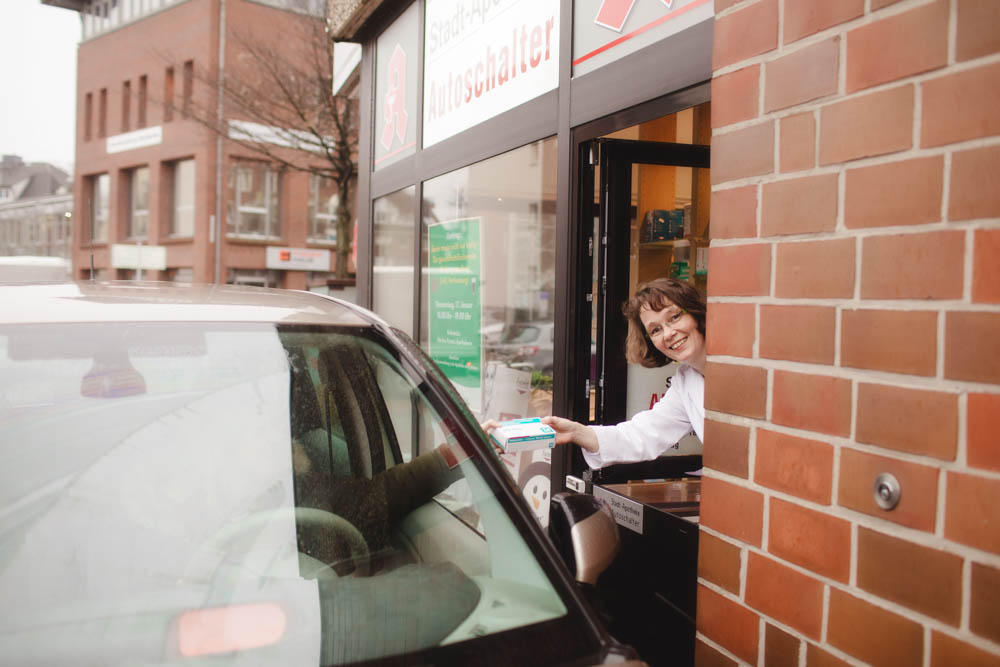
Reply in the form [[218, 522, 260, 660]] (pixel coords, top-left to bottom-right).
[[590, 137, 710, 428], [567, 108, 712, 667]]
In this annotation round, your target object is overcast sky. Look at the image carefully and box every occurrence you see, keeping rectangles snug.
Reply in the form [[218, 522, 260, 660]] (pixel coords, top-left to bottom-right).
[[0, 0, 80, 172]]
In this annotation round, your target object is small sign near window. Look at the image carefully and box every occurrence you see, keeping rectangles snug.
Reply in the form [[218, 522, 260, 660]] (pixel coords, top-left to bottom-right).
[[110, 243, 166, 270], [107, 125, 163, 154], [265, 247, 331, 271]]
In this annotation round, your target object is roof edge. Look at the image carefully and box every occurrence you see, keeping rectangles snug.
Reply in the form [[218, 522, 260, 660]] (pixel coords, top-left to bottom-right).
[[41, 0, 86, 12], [328, 0, 382, 41]]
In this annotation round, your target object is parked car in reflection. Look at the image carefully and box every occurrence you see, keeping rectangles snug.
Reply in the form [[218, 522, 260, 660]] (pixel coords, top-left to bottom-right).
[[0, 282, 638, 666], [484, 320, 555, 375]]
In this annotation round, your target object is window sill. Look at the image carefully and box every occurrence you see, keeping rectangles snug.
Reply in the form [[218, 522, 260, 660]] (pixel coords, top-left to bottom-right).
[[226, 235, 284, 246], [160, 236, 195, 245]]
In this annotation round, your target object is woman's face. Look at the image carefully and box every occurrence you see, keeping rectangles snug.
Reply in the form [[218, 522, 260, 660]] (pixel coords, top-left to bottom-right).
[[639, 302, 706, 371]]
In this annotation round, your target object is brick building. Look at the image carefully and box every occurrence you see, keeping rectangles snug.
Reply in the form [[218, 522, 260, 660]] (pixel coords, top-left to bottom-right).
[[0, 154, 73, 261], [337, 0, 1000, 664], [45, 0, 357, 290]]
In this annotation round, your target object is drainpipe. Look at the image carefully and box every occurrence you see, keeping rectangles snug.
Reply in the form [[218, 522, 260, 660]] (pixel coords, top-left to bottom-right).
[[214, 0, 226, 284]]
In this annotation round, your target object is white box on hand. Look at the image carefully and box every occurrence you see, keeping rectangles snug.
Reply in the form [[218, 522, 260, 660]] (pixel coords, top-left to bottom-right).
[[489, 417, 556, 453]]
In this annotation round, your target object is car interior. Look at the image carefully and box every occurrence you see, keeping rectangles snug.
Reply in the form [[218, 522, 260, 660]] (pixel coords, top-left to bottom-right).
[[0, 320, 601, 666]]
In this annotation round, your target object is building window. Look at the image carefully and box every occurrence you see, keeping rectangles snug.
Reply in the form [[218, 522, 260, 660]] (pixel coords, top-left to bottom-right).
[[170, 267, 194, 282], [182, 60, 194, 118], [89, 173, 110, 242], [122, 80, 131, 132], [164, 67, 174, 122], [98, 88, 107, 138], [128, 166, 149, 239], [372, 186, 415, 336], [138, 75, 147, 128], [309, 173, 338, 242], [226, 268, 280, 288], [227, 160, 281, 238], [169, 158, 195, 237], [85, 92, 93, 141]]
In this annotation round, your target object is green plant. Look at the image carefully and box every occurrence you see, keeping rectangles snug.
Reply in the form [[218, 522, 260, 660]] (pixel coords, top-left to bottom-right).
[[531, 370, 553, 392]]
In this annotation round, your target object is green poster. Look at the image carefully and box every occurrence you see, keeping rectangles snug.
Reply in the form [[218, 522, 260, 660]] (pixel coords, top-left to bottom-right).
[[428, 218, 482, 407]]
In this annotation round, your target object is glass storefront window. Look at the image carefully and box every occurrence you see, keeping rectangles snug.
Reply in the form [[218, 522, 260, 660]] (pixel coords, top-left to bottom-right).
[[372, 186, 416, 336], [421, 137, 557, 420]]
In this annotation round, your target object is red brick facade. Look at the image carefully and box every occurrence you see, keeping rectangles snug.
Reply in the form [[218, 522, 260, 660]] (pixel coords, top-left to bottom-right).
[[72, 0, 347, 288], [700, 0, 1000, 664]]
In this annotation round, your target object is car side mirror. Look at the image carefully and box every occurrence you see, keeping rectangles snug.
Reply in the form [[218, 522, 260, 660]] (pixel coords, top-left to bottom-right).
[[548, 492, 620, 585]]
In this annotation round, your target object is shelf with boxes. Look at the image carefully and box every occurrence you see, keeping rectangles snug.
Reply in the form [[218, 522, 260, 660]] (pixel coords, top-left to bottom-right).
[[637, 206, 707, 283]]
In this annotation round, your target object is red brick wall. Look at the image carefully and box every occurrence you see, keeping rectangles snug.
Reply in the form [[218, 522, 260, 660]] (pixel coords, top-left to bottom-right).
[[701, 0, 1000, 664]]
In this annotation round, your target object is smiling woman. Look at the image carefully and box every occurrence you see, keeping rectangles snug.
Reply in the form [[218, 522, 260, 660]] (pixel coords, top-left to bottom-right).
[[541, 278, 707, 469]]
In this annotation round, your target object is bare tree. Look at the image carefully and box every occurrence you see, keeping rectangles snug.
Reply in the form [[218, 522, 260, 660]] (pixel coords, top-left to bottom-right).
[[173, 1, 358, 278]]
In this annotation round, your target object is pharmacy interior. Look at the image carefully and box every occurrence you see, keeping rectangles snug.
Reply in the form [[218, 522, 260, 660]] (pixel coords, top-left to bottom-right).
[[342, 0, 714, 662]]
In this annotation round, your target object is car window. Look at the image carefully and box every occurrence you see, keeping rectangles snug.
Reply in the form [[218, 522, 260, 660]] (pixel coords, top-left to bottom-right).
[[500, 324, 539, 344], [0, 322, 598, 666]]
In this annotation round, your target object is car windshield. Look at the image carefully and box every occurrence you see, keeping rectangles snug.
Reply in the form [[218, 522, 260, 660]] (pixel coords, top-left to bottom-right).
[[499, 324, 541, 344], [0, 321, 599, 665]]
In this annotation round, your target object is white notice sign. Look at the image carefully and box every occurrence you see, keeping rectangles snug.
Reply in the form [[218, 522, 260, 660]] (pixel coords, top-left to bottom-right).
[[423, 0, 559, 147], [110, 244, 167, 270], [593, 486, 644, 534], [265, 247, 331, 271], [106, 126, 163, 154]]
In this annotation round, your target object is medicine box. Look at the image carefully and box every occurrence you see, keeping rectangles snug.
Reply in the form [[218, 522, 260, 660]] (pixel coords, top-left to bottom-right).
[[642, 209, 685, 242], [489, 417, 556, 453]]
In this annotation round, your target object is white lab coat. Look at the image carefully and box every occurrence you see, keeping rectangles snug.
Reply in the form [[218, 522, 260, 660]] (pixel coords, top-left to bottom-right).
[[582, 363, 704, 469]]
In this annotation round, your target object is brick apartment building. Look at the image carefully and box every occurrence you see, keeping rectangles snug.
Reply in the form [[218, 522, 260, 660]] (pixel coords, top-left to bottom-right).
[[46, 0, 357, 290]]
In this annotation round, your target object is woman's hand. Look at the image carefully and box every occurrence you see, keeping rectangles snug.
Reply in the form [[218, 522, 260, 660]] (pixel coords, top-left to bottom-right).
[[479, 420, 503, 455], [479, 419, 501, 433], [540, 416, 599, 454]]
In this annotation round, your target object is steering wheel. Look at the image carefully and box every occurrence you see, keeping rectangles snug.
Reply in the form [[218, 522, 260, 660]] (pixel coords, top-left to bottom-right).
[[187, 506, 370, 583], [295, 506, 371, 578]]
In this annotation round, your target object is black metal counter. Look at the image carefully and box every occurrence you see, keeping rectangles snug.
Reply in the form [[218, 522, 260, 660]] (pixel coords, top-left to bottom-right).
[[580, 456, 702, 667]]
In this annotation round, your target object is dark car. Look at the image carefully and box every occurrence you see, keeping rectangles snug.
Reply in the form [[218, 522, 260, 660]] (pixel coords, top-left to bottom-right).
[[0, 282, 639, 666]]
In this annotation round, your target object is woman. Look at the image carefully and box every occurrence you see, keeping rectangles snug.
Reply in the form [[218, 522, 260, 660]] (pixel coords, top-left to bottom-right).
[[543, 278, 706, 469]]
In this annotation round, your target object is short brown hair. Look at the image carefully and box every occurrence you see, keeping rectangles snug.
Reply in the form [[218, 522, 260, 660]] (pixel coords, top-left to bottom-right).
[[623, 278, 706, 368]]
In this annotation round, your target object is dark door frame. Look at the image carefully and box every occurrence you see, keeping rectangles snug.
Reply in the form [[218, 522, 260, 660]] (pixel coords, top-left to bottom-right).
[[595, 138, 710, 426]]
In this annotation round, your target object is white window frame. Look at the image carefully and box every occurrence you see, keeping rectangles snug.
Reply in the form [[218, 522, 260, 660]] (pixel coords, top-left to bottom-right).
[[90, 173, 110, 243], [169, 158, 195, 237], [228, 160, 281, 239], [309, 172, 338, 243], [128, 166, 149, 239]]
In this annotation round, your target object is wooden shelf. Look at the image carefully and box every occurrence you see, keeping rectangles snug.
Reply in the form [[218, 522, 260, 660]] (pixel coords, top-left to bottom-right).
[[640, 239, 689, 249]]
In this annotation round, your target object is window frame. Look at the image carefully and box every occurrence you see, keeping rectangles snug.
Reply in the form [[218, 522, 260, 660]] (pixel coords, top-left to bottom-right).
[[89, 173, 110, 243], [227, 159, 282, 239], [308, 172, 338, 243], [168, 158, 195, 237], [127, 166, 149, 240]]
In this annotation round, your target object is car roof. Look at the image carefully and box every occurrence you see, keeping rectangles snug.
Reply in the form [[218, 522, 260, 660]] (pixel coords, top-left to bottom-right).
[[0, 281, 380, 327]]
